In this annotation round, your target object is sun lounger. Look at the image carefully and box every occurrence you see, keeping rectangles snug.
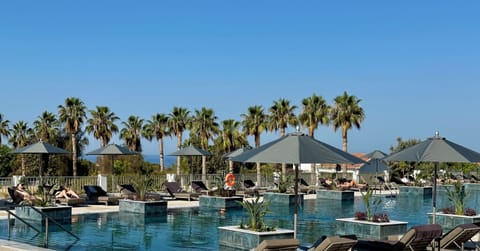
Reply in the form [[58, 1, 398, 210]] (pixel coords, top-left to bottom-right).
[[191, 180, 217, 195], [353, 223, 442, 251], [7, 186, 23, 204], [299, 235, 357, 251], [298, 178, 322, 194], [437, 223, 480, 251], [252, 238, 299, 251], [84, 185, 121, 205], [236, 180, 266, 197], [164, 182, 200, 201], [55, 197, 86, 206]]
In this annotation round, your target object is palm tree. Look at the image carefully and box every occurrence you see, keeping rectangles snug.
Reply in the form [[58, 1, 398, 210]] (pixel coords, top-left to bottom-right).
[[85, 106, 119, 174], [331, 91, 365, 173], [167, 107, 191, 176], [298, 94, 330, 138], [298, 94, 331, 173], [9, 121, 33, 175], [86, 106, 119, 146], [268, 98, 297, 175], [0, 113, 10, 146], [120, 115, 144, 152], [58, 97, 87, 176], [143, 113, 170, 171], [33, 111, 59, 142], [220, 119, 247, 172], [241, 105, 267, 185], [191, 107, 220, 180], [220, 119, 246, 153]]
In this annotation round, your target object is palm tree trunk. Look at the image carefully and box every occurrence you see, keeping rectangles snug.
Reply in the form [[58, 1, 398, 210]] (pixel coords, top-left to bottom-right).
[[282, 163, 287, 176], [176, 133, 182, 176], [21, 156, 25, 176], [159, 138, 164, 171], [72, 133, 78, 176], [202, 155, 206, 182], [256, 162, 261, 187], [342, 129, 348, 174]]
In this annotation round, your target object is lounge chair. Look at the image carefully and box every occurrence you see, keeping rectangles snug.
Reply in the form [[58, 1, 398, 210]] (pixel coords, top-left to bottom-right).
[[191, 180, 217, 195], [299, 235, 357, 251], [164, 182, 200, 201], [7, 186, 23, 204], [56, 197, 86, 206], [437, 223, 480, 251], [298, 178, 321, 194], [83, 185, 121, 205], [237, 180, 265, 197], [353, 223, 442, 251], [252, 238, 299, 251]]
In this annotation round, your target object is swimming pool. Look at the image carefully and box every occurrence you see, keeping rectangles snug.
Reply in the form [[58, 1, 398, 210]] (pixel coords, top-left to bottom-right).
[[0, 191, 476, 250]]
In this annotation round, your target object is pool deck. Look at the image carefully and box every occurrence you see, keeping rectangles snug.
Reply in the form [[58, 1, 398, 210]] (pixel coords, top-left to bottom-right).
[[0, 191, 395, 250]]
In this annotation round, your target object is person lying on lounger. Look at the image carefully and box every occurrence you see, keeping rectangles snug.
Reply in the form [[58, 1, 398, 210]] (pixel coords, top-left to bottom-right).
[[15, 183, 38, 202], [55, 186, 80, 199]]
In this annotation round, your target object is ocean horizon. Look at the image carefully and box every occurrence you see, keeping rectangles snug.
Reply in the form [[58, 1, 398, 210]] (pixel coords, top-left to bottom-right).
[[82, 154, 176, 167]]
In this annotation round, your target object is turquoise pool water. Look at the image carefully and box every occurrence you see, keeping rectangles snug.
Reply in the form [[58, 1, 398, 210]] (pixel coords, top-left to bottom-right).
[[1, 190, 478, 250]]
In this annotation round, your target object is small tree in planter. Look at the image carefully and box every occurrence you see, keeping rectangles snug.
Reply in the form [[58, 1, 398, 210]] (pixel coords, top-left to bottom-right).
[[130, 174, 155, 201], [355, 187, 388, 222], [441, 181, 477, 216], [237, 197, 275, 232]]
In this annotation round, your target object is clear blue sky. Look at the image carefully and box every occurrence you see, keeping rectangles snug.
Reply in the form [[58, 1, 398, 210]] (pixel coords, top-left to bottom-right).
[[1, 1, 479, 155]]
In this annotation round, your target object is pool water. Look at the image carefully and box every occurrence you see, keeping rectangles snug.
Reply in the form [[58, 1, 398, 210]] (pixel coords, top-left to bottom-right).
[[0, 191, 476, 250]]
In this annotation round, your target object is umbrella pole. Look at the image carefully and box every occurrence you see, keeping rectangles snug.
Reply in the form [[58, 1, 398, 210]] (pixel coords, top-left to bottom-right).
[[432, 163, 438, 224], [294, 164, 298, 239]]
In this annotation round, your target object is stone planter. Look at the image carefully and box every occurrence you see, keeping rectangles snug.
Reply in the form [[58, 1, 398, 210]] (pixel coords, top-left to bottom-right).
[[428, 212, 480, 232], [119, 200, 167, 215], [316, 190, 354, 200], [199, 196, 243, 209], [15, 206, 72, 225], [263, 192, 304, 205], [399, 186, 432, 197], [336, 217, 407, 240], [218, 225, 294, 250]]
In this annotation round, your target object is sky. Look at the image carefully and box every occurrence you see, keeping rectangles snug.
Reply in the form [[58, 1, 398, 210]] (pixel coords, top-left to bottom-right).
[[1, 1, 479, 156]]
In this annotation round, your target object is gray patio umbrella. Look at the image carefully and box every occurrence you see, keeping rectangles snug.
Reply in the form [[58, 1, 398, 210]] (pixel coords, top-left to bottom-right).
[[168, 145, 212, 182], [384, 132, 480, 223], [222, 146, 253, 172], [364, 150, 388, 160], [86, 144, 138, 174], [360, 150, 390, 183], [359, 158, 390, 174], [231, 131, 365, 238], [13, 140, 70, 177]]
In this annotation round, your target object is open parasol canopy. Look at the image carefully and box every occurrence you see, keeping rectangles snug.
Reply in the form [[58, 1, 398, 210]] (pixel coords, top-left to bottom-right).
[[384, 132, 480, 223], [232, 131, 365, 238], [86, 144, 138, 174], [13, 140, 70, 176]]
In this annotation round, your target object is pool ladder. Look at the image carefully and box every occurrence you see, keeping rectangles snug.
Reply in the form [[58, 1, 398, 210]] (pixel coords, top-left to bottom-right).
[[4, 205, 80, 248]]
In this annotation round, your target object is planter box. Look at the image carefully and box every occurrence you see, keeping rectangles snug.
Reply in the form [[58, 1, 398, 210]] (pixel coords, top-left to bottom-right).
[[399, 186, 432, 197], [316, 190, 354, 200], [218, 225, 294, 250], [428, 213, 480, 232], [199, 196, 243, 209], [336, 218, 407, 240], [263, 192, 304, 205], [119, 200, 167, 215], [15, 206, 72, 225]]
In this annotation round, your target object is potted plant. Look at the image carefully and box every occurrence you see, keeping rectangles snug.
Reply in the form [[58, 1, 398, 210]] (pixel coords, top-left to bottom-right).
[[218, 197, 294, 250], [118, 174, 167, 215], [355, 187, 388, 222], [432, 181, 480, 231]]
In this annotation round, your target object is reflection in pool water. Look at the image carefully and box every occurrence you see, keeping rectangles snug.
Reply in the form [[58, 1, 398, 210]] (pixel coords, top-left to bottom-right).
[[1, 190, 478, 250]]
